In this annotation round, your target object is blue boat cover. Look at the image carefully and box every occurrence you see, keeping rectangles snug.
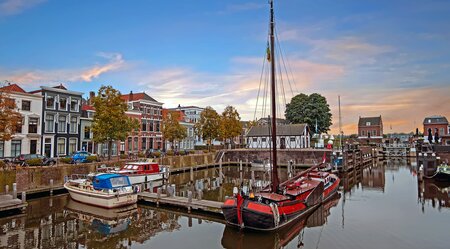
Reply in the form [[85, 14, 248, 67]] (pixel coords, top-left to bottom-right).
[[92, 173, 131, 190]]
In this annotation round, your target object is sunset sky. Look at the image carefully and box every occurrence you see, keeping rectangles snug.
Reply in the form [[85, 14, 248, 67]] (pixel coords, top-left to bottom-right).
[[1, 0, 449, 135]]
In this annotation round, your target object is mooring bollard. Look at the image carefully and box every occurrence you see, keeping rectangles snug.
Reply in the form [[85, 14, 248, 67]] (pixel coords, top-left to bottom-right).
[[251, 170, 255, 187], [21, 192, 26, 203], [171, 184, 176, 197], [190, 167, 194, 181], [5, 185, 9, 194], [187, 190, 193, 212], [12, 183, 17, 199], [197, 189, 203, 200], [50, 179, 54, 196], [157, 187, 161, 207], [239, 160, 243, 171]]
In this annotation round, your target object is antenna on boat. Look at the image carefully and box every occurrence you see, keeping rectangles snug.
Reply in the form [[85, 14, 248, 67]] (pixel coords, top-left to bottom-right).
[[338, 95, 343, 150], [269, 0, 279, 193]]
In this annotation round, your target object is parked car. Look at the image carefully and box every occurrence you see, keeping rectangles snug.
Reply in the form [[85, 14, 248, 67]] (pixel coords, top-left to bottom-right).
[[70, 151, 95, 163], [13, 154, 56, 166]]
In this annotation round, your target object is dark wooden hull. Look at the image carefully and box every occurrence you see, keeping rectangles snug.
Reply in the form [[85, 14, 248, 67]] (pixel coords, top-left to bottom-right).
[[434, 172, 450, 182]]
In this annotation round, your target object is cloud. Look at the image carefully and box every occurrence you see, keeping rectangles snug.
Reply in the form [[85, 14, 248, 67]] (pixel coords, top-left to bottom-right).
[[0, 0, 45, 16], [0, 52, 125, 86]]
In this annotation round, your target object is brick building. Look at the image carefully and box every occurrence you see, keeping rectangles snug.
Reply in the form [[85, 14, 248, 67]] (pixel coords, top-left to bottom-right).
[[358, 116, 383, 144], [423, 115, 450, 145], [121, 91, 163, 154]]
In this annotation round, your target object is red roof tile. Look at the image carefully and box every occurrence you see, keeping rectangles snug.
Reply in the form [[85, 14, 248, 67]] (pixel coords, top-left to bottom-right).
[[82, 105, 95, 111], [0, 84, 26, 93], [121, 92, 158, 102]]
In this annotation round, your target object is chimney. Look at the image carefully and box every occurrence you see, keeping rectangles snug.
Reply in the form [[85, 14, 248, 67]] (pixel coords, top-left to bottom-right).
[[129, 91, 133, 101], [89, 91, 95, 105]]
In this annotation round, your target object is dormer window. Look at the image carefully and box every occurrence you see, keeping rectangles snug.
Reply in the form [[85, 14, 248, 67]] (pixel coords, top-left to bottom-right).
[[428, 119, 431, 123], [46, 95, 55, 109], [366, 122, 371, 126], [70, 98, 80, 112]]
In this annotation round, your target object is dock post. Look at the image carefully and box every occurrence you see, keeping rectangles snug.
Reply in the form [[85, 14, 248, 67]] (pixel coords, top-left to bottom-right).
[[5, 185, 9, 194], [219, 159, 223, 185], [190, 167, 194, 182], [157, 187, 161, 207], [12, 183, 17, 199], [21, 192, 26, 203], [197, 189, 203, 200], [172, 184, 176, 197], [239, 160, 243, 171], [187, 190, 193, 213], [251, 170, 255, 188], [50, 179, 54, 196]]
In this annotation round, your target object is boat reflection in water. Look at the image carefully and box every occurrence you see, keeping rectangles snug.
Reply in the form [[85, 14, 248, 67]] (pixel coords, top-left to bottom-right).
[[221, 193, 340, 249], [65, 199, 137, 235], [418, 179, 450, 211]]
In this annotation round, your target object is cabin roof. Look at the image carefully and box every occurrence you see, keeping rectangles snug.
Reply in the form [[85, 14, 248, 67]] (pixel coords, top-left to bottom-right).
[[358, 116, 382, 126], [246, 124, 307, 137]]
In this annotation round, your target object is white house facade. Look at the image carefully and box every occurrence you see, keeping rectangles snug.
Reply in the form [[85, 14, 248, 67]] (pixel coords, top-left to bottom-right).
[[0, 84, 43, 158], [246, 124, 310, 149]]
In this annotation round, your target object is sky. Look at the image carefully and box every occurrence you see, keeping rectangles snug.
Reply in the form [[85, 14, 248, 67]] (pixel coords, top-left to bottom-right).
[[1, 0, 449, 135]]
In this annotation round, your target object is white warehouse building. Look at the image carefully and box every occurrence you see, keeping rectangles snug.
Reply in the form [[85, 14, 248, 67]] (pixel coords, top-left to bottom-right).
[[245, 124, 310, 149]]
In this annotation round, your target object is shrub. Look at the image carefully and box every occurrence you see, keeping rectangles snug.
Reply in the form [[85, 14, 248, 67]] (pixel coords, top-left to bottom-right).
[[137, 152, 145, 158], [60, 158, 73, 164], [189, 150, 196, 154], [179, 150, 186, 156], [0, 160, 5, 168], [25, 158, 43, 166], [166, 150, 174, 156], [120, 154, 127, 159], [151, 152, 161, 158], [211, 149, 217, 153], [202, 149, 209, 153], [86, 156, 98, 163]]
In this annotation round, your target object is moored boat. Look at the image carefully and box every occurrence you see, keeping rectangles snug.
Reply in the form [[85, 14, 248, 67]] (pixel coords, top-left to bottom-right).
[[64, 173, 137, 208], [434, 164, 450, 181]]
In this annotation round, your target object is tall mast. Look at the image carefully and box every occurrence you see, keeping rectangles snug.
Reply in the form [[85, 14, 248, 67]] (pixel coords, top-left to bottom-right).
[[269, 0, 279, 192], [338, 95, 342, 150]]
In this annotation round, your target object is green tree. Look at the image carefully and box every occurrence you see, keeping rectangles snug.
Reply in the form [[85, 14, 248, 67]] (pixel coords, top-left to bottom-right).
[[194, 106, 220, 151], [163, 111, 187, 150], [285, 93, 332, 134], [0, 82, 22, 141], [92, 85, 139, 160], [219, 105, 242, 148]]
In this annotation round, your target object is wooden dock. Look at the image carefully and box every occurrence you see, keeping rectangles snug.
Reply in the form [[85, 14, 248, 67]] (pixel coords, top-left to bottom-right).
[[0, 194, 27, 213], [138, 192, 223, 214]]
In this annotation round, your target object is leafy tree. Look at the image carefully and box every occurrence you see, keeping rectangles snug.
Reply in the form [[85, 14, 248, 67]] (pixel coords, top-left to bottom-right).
[[219, 106, 242, 148], [285, 93, 332, 134], [0, 83, 22, 141], [92, 85, 139, 160], [163, 110, 187, 150], [194, 106, 220, 151]]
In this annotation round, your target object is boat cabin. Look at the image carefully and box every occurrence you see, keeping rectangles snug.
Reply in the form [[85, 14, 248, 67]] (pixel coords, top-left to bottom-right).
[[93, 174, 131, 190], [120, 162, 160, 174]]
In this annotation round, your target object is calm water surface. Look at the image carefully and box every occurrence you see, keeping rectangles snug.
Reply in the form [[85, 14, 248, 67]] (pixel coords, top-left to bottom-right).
[[1, 160, 449, 249]]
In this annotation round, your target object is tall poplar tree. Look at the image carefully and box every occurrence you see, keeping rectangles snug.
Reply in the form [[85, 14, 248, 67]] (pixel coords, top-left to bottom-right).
[[92, 85, 139, 160]]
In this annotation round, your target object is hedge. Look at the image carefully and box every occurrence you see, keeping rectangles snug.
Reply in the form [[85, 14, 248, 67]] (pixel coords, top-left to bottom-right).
[[151, 152, 161, 158], [59, 158, 73, 164], [25, 158, 43, 166], [86, 156, 98, 162], [166, 150, 174, 156]]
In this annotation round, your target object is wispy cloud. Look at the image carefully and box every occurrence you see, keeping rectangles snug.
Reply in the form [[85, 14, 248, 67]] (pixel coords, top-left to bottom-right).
[[0, 0, 45, 16], [0, 52, 125, 86]]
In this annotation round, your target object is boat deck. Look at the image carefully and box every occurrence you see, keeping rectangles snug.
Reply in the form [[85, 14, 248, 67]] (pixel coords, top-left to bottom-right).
[[138, 192, 223, 214]]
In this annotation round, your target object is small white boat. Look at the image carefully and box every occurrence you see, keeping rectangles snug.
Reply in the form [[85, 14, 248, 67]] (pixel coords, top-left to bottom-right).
[[64, 173, 137, 209]]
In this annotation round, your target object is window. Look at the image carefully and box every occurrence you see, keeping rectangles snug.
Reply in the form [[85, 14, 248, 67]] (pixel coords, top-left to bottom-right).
[[16, 117, 23, 133], [149, 121, 154, 131], [70, 116, 78, 133], [262, 137, 267, 142], [373, 130, 377, 136], [366, 122, 371, 126], [45, 114, 55, 132], [142, 120, 147, 131], [58, 115, 67, 133], [134, 137, 138, 151], [142, 137, 147, 150], [21, 100, 31, 111], [70, 98, 79, 112], [11, 140, 21, 157], [68, 138, 77, 155], [252, 137, 257, 142], [57, 138, 66, 156], [156, 121, 160, 132], [440, 128, 445, 135], [290, 137, 296, 142], [84, 126, 91, 139], [29, 117, 38, 133], [150, 138, 154, 149], [127, 137, 132, 151], [0, 141, 4, 157], [362, 130, 365, 136], [59, 97, 67, 110], [46, 95, 55, 109]]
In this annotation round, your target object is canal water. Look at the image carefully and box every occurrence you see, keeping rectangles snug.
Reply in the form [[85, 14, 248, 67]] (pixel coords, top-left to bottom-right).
[[0, 160, 449, 249]]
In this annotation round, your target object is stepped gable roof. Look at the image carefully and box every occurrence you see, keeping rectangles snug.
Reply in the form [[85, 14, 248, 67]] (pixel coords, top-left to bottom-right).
[[121, 91, 159, 103], [246, 124, 307, 137], [82, 104, 95, 111], [0, 83, 26, 93], [423, 115, 448, 125], [358, 116, 382, 126]]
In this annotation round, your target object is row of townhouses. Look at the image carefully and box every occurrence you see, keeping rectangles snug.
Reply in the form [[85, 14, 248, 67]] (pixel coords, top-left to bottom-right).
[[0, 83, 214, 158]]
